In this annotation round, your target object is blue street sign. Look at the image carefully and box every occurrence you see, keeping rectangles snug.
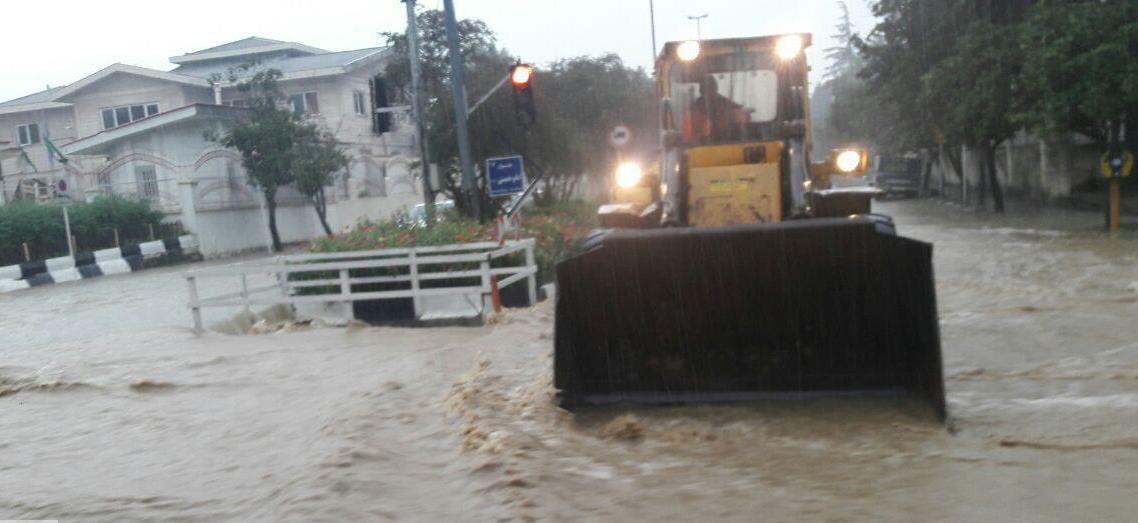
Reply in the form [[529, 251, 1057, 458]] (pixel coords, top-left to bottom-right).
[[487, 155, 526, 197]]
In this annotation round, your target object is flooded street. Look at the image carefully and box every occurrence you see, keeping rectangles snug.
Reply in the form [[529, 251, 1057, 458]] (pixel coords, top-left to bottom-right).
[[2, 199, 1137, 522]]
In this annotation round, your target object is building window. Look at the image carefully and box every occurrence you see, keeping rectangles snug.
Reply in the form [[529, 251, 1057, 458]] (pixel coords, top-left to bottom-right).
[[222, 99, 247, 108], [353, 90, 367, 116], [289, 92, 319, 115], [102, 103, 159, 129], [369, 75, 392, 135], [135, 165, 158, 199], [96, 172, 113, 195], [16, 123, 40, 146]]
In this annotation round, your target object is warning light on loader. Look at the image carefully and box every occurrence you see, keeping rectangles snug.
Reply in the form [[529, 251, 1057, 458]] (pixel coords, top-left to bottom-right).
[[677, 41, 701, 62], [776, 35, 803, 60]]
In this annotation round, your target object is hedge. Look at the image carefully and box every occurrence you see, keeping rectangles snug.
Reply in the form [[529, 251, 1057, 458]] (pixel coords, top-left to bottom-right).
[[0, 196, 166, 264]]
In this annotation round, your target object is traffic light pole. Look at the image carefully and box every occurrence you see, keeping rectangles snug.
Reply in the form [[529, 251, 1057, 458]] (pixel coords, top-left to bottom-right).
[[442, 0, 482, 221], [403, 0, 435, 219]]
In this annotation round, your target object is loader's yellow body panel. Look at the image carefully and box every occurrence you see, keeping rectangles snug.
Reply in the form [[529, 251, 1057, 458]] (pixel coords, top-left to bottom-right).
[[688, 142, 783, 169], [689, 163, 782, 226], [686, 141, 785, 226]]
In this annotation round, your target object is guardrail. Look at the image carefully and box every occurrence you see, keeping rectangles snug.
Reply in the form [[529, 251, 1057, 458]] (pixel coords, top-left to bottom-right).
[[184, 239, 537, 334]]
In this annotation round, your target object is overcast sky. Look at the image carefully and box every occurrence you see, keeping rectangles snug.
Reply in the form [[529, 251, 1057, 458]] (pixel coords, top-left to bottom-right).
[[0, 0, 876, 103]]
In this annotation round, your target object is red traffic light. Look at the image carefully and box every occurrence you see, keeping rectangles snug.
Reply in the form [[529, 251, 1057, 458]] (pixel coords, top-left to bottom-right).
[[511, 64, 534, 88]]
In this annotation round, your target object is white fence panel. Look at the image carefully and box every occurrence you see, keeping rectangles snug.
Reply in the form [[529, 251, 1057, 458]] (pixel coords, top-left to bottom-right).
[[185, 239, 538, 333]]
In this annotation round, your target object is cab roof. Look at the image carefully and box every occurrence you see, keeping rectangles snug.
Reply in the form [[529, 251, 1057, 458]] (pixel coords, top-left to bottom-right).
[[656, 33, 813, 64]]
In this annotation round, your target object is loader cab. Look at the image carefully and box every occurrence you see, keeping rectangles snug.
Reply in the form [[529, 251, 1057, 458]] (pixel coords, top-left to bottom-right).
[[661, 36, 808, 147], [598, 34, 871, 229], [652, 35, 813, 227]]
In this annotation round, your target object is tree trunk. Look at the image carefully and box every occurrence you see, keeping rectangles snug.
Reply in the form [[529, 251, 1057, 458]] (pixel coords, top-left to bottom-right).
[[986, 140, 1005, 213], [265, 188, 283, 252], [565, 174, 582, 201], [977, 145, 988, 208], [313, 187, 333, 236], [1124, 111, 1136, 153], [946, 146, 965, 202], [921, 148, 935, 196]]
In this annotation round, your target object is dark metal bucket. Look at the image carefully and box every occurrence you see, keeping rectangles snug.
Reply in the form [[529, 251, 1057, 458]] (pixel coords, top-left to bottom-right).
[[554, 217, 946, 421]]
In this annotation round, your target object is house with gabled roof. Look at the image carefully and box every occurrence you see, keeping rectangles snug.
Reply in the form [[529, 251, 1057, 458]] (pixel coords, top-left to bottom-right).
[[0, 37, 421, 255]]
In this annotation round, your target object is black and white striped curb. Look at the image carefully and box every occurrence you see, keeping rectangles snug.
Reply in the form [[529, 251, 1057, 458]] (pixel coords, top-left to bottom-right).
[[0, 235, 199, 293]]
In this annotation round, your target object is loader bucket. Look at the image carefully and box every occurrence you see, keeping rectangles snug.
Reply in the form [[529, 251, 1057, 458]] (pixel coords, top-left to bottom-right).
[[554, 217, 946, 421]]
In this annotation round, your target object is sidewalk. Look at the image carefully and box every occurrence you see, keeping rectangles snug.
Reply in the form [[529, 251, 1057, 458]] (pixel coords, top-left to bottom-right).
[[1068, 188, 1138, 216]]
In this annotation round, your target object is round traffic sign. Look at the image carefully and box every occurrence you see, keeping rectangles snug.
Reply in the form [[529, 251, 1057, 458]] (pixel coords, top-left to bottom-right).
[[56, 179, 68, 193], [1100, 149, 1134, 178], [609, 125, 632, 149]]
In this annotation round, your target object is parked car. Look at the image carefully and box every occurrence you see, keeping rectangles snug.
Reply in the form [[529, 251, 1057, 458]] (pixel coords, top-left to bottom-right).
[[406, 200, 455, 226], [872, 156, 924, 198]]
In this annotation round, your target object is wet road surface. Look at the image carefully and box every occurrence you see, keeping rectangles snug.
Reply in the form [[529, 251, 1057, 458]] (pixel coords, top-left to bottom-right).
[[1, 199, 1136, 522]]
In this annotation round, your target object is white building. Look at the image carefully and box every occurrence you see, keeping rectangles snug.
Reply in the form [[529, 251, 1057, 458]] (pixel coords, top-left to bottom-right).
[[0, 37, 423, 256]]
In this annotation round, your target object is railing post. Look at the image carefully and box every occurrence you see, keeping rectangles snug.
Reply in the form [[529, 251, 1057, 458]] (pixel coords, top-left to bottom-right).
[[240, 273, 250, 315], [480, 259, 491, 293], [480, 258, 491, 316], [525, 240, 537, 306], [187, 275, 203, 335], [339, 268, 353, 322], [409, 250, 422, 319], [276, 256, 289, 299]]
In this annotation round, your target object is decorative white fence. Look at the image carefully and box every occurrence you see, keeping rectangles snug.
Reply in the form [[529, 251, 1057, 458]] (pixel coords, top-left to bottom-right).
[[184, 239, 538, 334]]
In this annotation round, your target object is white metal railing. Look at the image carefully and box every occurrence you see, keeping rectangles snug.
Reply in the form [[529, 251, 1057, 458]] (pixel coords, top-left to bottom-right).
[[184, 239, 537, 334]]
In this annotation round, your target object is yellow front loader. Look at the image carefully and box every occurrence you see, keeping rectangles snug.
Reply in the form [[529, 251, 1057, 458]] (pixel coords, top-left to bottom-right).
[[554, 34, 946, 420]]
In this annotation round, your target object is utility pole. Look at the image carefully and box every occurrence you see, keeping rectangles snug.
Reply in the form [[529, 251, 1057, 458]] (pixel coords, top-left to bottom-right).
[[442, 0, 481, 220], [688, 13, 708, 40], [649, 0, 658, 66], [403, 0, 435, 218]]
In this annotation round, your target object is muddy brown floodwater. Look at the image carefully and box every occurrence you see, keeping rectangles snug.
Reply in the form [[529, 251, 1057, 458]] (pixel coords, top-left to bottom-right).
[[1, 199, 1136, 522]]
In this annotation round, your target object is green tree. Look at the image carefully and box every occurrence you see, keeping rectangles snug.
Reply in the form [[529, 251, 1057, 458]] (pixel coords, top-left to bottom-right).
[[517, 54, 655, 204], [817, 1, 878, 153], [925, 21, 1023, 212], [856, 0, 957, 155], [383, 9, 655, 213], [213, 70, 300, 251], [824, 1, 861, 81], [1018, 0, 1138, 154], [381, 9, 505, 216], [293, 125, 351, 236]]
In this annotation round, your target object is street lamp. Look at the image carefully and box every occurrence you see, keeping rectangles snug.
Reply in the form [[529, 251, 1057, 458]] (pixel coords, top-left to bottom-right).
[[687, 13, 708, 40]]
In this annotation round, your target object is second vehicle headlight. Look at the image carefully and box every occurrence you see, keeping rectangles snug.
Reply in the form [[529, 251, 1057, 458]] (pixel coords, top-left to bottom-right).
[[615, 162, 644, 188], [835, 150, 863, 173]]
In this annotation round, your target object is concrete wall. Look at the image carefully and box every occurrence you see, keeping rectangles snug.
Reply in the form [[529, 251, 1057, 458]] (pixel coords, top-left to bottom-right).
[[933, 137, 1103, 202], [87, 117, 234, 209], [186, 193, 419, 257]]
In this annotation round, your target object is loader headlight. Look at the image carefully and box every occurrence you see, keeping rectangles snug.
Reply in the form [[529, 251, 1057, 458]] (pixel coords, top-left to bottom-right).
[[776, 35, 803, 60], [615, 162, 644, 188], [677, 41, 701, 62], [835, 150, 863, 173]]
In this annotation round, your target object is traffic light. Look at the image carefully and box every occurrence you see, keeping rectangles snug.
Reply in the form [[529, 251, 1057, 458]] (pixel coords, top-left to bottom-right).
[[510, 63, 536, 128]]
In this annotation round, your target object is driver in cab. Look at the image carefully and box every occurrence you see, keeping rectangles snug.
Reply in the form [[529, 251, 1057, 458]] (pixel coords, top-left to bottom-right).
[[684, 75, 749, 142]]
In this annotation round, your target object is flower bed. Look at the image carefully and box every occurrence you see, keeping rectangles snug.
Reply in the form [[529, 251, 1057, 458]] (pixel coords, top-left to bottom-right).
[[309, 200, 597, 285]]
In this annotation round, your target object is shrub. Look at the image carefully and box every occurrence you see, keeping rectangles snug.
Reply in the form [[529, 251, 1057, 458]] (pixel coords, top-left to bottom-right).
[[0, 196, 165, 264], [309, 200, 598, 284]]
